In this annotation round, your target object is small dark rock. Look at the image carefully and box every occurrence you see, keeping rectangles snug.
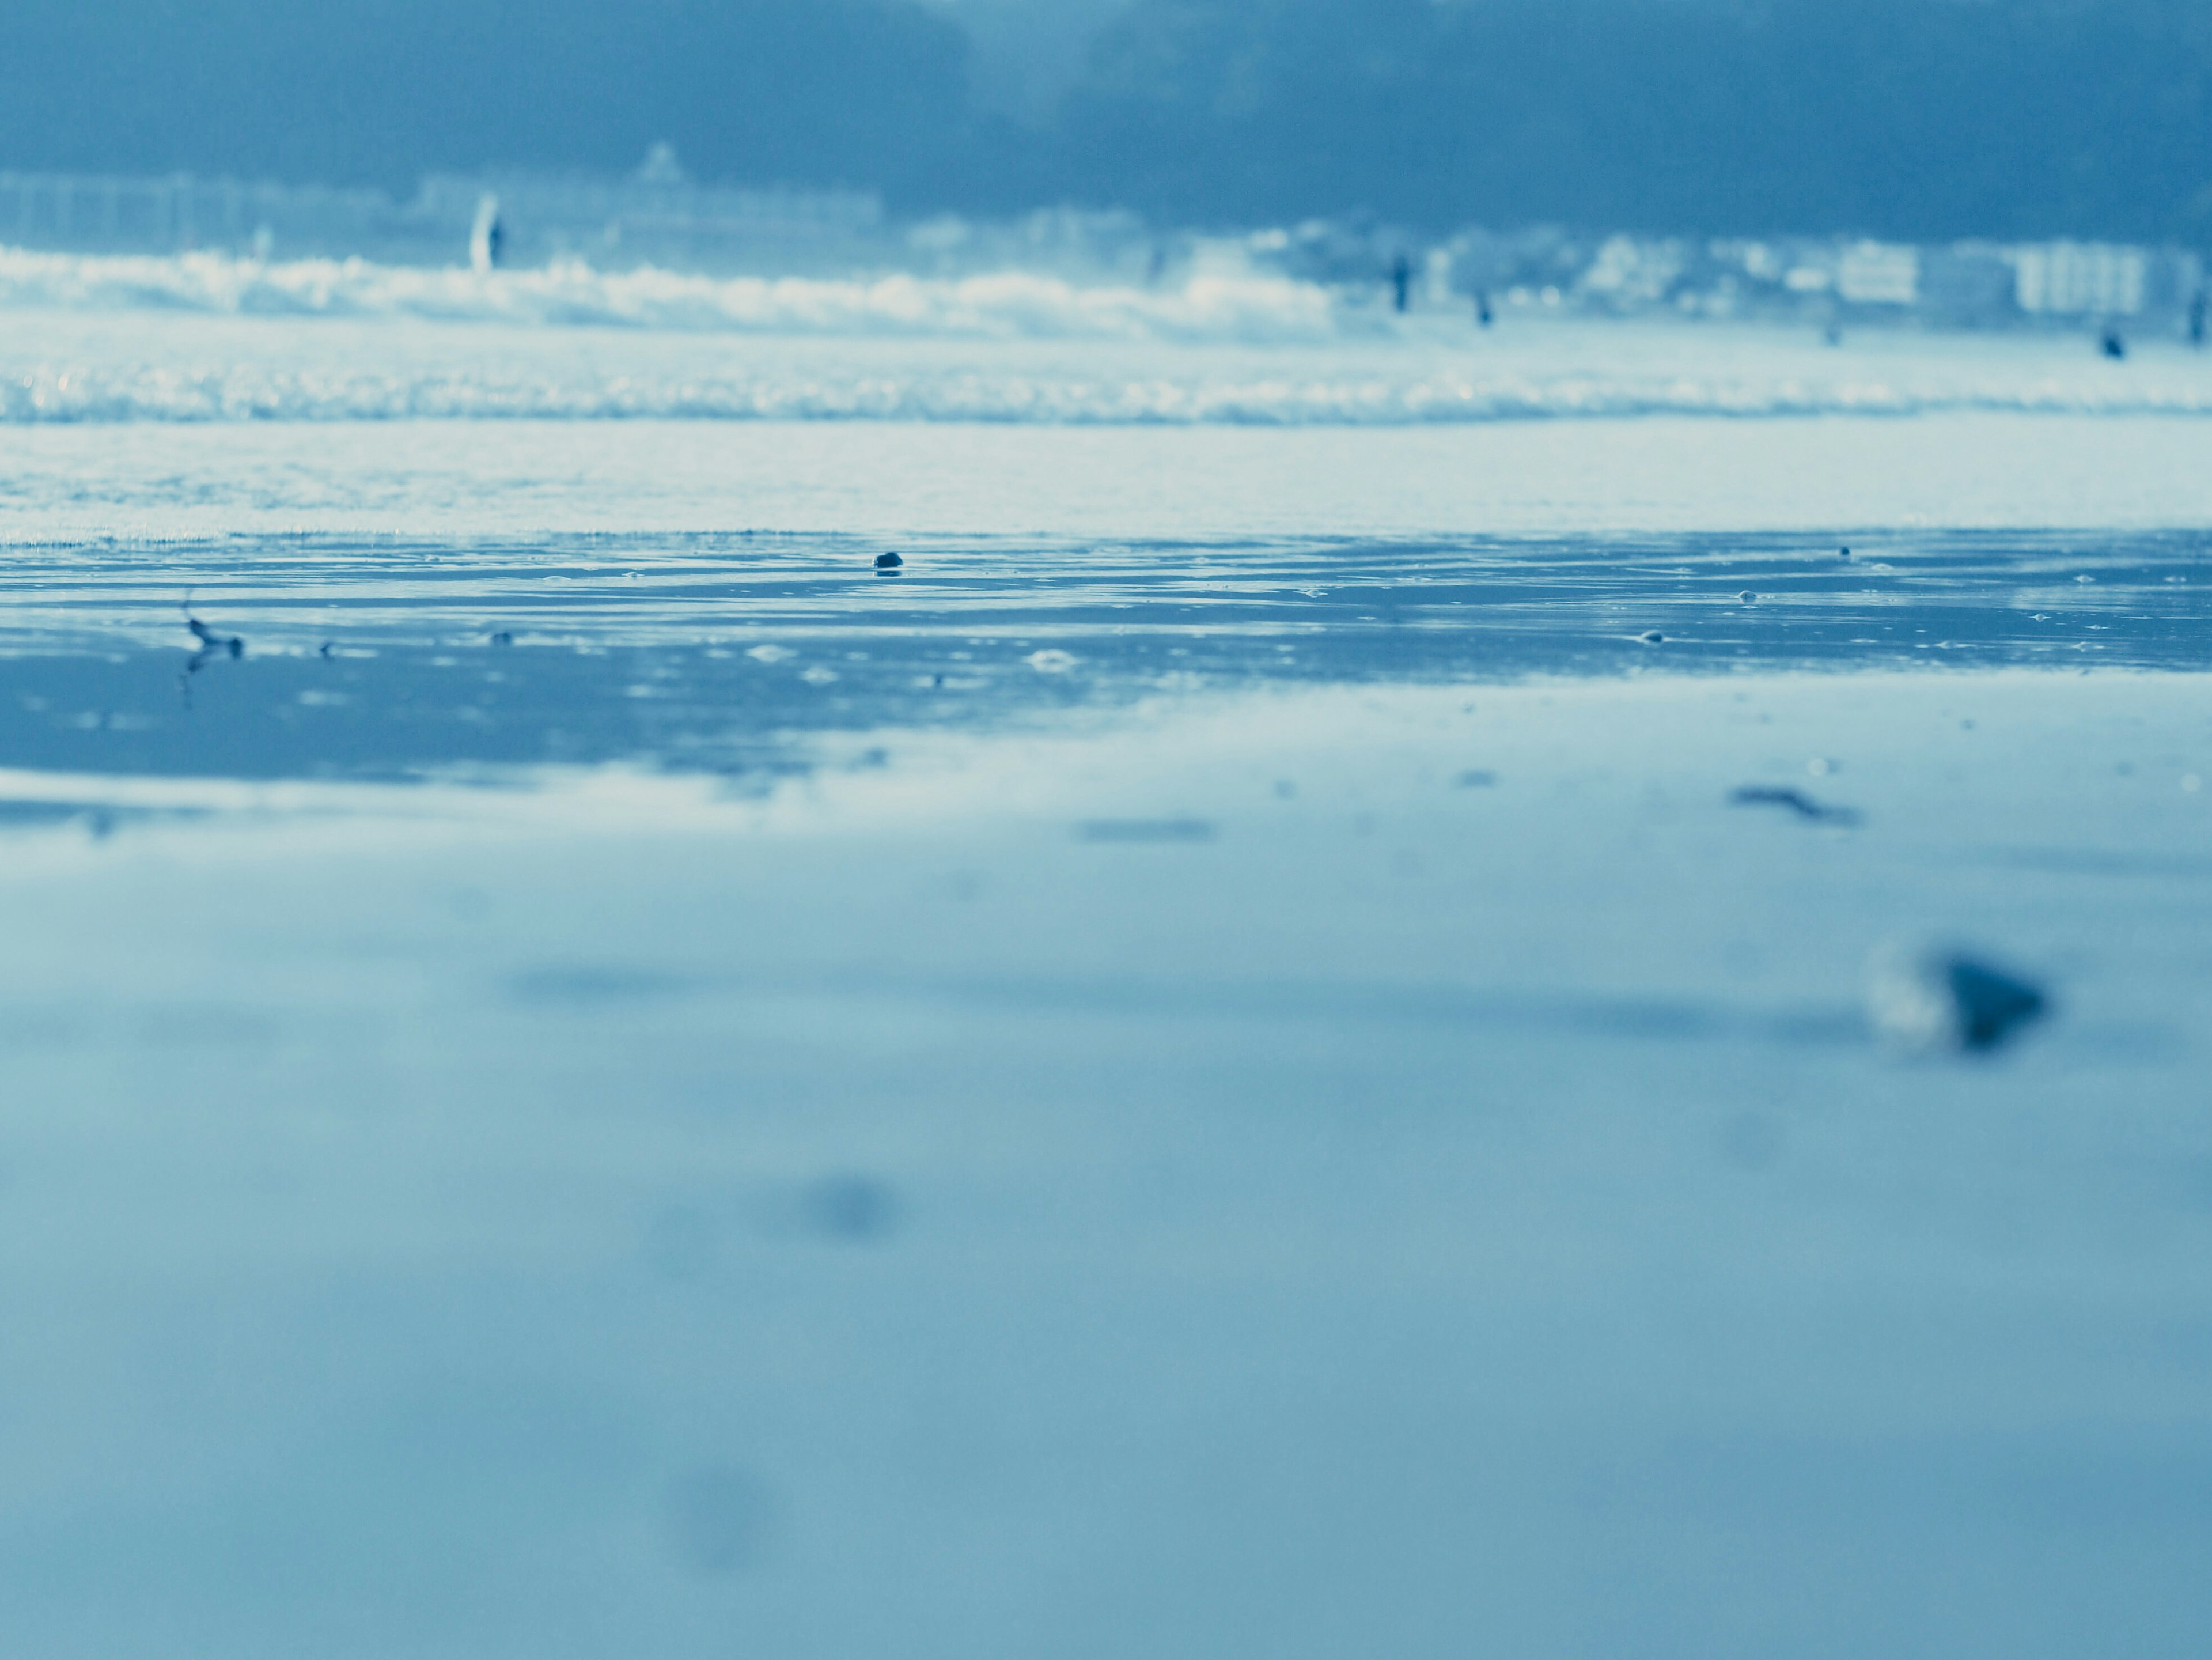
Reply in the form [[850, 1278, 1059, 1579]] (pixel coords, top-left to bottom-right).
[[490, 630, 514, 646], [1868, 947, 2050, 1055], [1638, 630, 1666, 645], [874, 551, 903, 572]]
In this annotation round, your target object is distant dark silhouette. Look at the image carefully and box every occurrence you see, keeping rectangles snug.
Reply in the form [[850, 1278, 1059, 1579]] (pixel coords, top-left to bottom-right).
[[1389, 252, 1411, 313], [0, 0, 974, 209], [2191, 289, 2208, 347], [1056, 0, 2212, 243], [470, 194, 505, 271], [2101, 326, 2127, 360], [1475, 290, 1493, 327], [6, 0, 2212, 239]]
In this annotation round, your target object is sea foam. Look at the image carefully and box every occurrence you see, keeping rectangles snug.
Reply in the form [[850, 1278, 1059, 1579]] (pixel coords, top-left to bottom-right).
[[0, 246, 1344, 342], [5, 245, 2211, 426]]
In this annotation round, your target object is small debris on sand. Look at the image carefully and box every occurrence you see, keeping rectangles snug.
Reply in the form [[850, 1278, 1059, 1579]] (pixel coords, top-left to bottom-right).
[[1076, 818, 1217, 844], [185, 616, 243, 659], [1728, 785, 1861, 826], [1738, 590, 1758, 602], [1638, 630, 1666, 645], [1867, 946, 2050, 1055], [178, 594, 245, 698], [874, 551, 903, 572]]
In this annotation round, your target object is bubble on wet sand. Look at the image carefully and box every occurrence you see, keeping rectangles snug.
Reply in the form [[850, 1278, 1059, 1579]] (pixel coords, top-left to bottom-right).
[[800, 1174, 899, 1242], [1719, 1111, 1786, 1172], [642, 1204, 719, 1281], [1867, 946, 2050, 1056], [663, 1465, 777, 1577]]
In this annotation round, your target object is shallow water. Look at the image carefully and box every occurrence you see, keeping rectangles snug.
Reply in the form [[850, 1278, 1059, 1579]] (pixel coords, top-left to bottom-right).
[[4, 528, 2206, 782]]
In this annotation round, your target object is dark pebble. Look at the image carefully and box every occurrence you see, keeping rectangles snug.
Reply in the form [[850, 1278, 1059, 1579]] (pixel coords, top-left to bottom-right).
[[1869, 947, 2050, 1054]]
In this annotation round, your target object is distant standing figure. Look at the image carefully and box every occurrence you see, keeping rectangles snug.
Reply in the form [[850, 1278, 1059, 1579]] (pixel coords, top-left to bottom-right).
[[2191, 289, 2207, 347], [470, 194, 505, 274], [2100, 325, 2127, 361], [1475, 290, 1493, 327], [1390, 252, 1412, 314]]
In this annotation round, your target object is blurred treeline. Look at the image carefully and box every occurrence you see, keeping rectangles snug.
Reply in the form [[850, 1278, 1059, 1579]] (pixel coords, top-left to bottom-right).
[[3, 0, 2210, 241]]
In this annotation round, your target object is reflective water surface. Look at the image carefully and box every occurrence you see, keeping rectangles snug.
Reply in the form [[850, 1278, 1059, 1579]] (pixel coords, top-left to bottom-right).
[[5, 528, 2207, 781]]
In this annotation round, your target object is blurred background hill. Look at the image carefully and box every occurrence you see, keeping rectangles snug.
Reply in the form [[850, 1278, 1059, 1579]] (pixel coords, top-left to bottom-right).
[[2, 0, 2209, 242]]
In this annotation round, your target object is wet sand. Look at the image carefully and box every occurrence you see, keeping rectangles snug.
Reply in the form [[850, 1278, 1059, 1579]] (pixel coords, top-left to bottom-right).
[[5, 637, 2212, 1653], [4, 319, 2212, 1649]]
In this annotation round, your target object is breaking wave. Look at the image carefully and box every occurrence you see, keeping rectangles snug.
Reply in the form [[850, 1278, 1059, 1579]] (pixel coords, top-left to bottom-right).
[[0, 245, 1344, 342], [7, 363, 2212, 426], [5, 245, 2211, 426]]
